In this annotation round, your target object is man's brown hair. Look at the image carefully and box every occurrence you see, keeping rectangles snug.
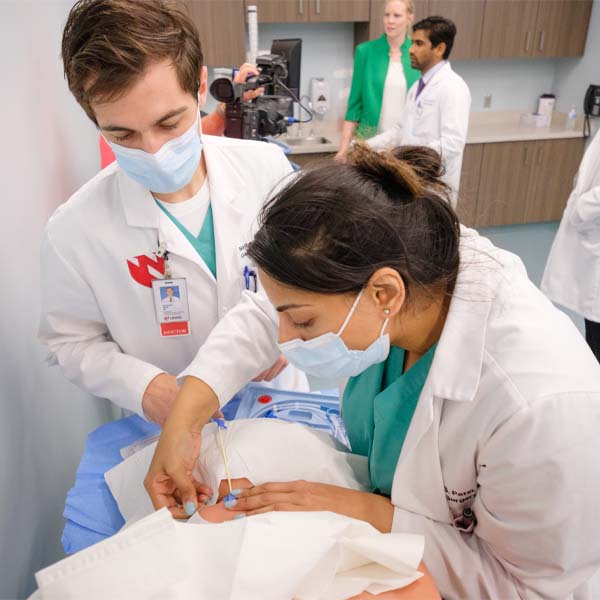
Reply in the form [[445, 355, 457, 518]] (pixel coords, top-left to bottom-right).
[[61, 0, 203, 123]]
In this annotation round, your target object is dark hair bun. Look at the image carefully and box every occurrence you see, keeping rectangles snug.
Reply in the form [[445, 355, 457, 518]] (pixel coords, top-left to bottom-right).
[[348, 142, 450, 204], [348, 141, 424, 201]]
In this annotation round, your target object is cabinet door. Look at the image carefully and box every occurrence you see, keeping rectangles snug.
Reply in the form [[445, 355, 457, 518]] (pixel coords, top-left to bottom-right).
[[476, 141, 537, 226], [456, 143, 483, 227], [555, 0, 593, 56], [184, 0, 246, 66], [524, 138, 584, 222], [428, 0, 485, 60], [532, 0, 564, 57], [309, 0, 370, 22], [250, 0, 307, 22], [479, 0, 539, 59]]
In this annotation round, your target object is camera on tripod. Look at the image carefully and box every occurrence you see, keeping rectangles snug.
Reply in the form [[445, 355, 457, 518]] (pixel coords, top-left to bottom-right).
[[209, 39, 303, 141]]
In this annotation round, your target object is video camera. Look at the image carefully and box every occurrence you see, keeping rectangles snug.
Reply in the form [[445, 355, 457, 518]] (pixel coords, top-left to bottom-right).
[[209, 39, 302, 141]]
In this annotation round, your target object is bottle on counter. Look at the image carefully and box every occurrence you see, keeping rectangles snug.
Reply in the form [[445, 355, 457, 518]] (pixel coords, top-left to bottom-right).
[[566, 105, 577, 130]]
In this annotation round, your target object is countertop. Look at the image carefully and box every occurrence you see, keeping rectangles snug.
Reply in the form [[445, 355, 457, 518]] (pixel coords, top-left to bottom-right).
[[279, 110, 585, 155]]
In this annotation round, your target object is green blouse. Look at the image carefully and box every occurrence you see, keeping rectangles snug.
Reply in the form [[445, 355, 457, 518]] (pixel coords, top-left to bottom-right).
[[345, 35, 420, 139], [342, 344, 437, 496]]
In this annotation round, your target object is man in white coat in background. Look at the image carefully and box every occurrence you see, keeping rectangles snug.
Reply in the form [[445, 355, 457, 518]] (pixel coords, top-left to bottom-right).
[[366, 16, 471, 208], [39, 0, 307, 431], [542, 128, 600, 363]]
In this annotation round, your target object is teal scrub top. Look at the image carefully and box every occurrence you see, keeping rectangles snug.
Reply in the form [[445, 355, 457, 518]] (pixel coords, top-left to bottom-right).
[[156, 201, 217, 279], [342, 344, 437, 496]]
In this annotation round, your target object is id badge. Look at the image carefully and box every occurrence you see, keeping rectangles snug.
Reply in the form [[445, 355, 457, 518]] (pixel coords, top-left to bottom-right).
[[152, 278, 191, 337]]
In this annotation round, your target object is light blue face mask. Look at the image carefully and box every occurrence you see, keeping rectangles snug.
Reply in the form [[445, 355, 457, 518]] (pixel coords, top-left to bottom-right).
[[107, 112, 202, 194], [278, 289, 390, 379]]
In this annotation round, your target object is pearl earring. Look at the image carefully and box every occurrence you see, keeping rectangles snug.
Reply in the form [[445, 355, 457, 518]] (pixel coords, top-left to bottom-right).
[[383, 308, 391, 315]]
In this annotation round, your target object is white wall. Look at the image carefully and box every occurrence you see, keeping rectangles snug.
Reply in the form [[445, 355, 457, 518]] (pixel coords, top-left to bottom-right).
[[453, 58, 556, 112], [0, 2, 116, 598]]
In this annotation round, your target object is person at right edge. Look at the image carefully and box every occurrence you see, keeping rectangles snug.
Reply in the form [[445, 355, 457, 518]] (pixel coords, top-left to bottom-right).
[[542, 127, 600, 363]]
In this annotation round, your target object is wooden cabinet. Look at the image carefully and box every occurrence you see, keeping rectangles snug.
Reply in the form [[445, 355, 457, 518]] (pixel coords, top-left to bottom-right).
[[428, 1, 485, 60], [479, 0, 539, 59], [524, 138, 584, 221], [250, 0, 369, 22], [456, 143, 483, 227], [463, 138, 584, 227], [553, 0, 593, 57], [181, 0, 246, 66], [250, 0, 307, 22], [309, 0, 370, 22], [475, 141, 537, 226], [480, 0, 592, 59]]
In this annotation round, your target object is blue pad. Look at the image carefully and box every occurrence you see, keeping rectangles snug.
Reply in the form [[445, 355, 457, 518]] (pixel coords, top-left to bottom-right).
[[62, 414, 159, 554]]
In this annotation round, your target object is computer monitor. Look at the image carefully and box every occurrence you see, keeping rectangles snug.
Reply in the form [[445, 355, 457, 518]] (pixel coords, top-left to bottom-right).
[[270, 38, 302, 101]]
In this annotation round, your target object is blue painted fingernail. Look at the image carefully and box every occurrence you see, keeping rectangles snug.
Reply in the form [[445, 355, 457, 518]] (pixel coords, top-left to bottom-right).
[[233, 513, 246, 520], [224, 498, 237, 509], [184, 501, 197, 516], [231, 489, 243, 496]]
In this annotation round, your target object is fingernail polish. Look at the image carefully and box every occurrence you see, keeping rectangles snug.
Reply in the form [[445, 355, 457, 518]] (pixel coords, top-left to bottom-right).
[[224, 497, 237, 509], [233, 513, 246, 520], [231, 489, 243, 496], [184, 501, 197, 516]]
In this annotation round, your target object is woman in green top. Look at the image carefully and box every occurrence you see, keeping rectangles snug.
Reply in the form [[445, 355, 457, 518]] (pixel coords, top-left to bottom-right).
[[336, 0, 421, 160]]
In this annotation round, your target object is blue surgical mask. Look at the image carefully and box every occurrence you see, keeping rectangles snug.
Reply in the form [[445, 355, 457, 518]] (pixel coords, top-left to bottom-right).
[[107, 112, 202, 194], [278, 289, 390, 379]]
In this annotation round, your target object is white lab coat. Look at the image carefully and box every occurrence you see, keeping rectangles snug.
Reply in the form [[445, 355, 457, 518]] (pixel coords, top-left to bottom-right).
[[541, 129, 600, 322], [39, 135, 307, 415], [386, 227, 600, 599], [367, 62, 471, 208]]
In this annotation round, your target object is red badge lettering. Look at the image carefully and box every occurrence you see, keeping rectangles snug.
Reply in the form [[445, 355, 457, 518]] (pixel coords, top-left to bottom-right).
[[160, 321, 190, 336], [127, 254, 165, 288]]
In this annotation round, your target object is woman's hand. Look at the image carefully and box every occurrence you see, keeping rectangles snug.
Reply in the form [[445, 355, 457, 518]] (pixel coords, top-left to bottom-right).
[[144, 376, 220, 519], [225, 481, 395, 533], [334, 149, 348, 163], [144, 421, 211, 519]]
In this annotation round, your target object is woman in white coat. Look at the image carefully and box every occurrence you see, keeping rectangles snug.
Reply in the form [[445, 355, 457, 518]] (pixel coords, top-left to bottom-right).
[[542, 128, 600, 362], [147, 143, 600, 599]]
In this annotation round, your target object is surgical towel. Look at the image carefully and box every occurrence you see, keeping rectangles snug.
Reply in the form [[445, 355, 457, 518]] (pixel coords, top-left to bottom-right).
[[34, 508, 424, 600], [105, 418, 371, 524]]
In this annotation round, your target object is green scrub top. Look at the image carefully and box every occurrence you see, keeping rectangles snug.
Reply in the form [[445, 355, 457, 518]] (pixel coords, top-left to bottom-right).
[[342, 344, 437, 496], [156, 201, 217, 279]]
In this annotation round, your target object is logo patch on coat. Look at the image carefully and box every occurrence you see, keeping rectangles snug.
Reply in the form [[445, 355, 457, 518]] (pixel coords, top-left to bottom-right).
[[127, 254, 165, 287]]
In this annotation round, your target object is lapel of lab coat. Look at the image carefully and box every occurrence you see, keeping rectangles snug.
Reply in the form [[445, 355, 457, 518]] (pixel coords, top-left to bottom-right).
[[418, 62, 451, 104], [202, 137, 248, 317], [117, 137, 248, 312], [391, 228, 493, 520]]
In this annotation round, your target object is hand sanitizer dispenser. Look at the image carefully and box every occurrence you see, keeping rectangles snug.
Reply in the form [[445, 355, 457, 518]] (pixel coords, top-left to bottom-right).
[[310, 78, 329, 117]]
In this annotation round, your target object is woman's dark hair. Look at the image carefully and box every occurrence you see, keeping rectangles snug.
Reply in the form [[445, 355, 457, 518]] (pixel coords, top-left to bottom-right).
[[247, 143, 461, 302]]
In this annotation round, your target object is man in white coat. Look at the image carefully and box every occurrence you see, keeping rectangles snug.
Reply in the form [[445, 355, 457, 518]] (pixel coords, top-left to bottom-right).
[[39, 0, 307, 429], [542, 128, 600, 363], [366, 16, 471, 208]]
